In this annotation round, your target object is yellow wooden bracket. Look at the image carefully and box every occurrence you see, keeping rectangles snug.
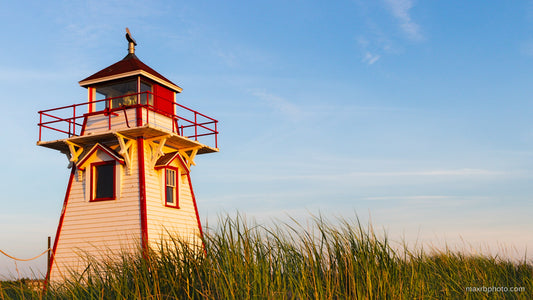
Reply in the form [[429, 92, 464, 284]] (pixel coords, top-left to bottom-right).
[[65, 141, 83, 163], [146, 135, 169, 169], [115, 133, 134, 174], [179, 148, 198, 169]]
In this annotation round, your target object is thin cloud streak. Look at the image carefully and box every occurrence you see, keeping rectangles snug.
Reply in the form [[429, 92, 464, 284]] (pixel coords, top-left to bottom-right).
[[277, 168, 507, 181], [0, 69, 74, 81], [251, 90, 304, 120], [362, 51, 381, 65], [214, 168, 512, 184], [384, 0, 423, 41]]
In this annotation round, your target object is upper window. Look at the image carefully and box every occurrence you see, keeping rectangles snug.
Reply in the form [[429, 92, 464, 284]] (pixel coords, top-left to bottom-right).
[[94, 79, 152, 110], [140, 82, 152, 106], [165, 168, 179, 208], [91, 161, 116, 201]]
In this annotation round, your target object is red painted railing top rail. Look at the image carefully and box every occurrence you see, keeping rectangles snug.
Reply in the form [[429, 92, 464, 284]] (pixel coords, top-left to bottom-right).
[[38, 92, 218, 149]]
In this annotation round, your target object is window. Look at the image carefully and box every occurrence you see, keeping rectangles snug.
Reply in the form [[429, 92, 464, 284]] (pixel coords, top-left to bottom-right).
[[94, 79, 153, 111], [95, 80, 137, 110], [165, 168, 179, 207], [91, 161, 116, 201], [140, 81, 153, 106]]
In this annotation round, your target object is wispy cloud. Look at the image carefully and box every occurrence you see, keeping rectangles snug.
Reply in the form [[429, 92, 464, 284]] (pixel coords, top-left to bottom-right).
[[251, 90, 304, 120], [0, 68, 73, 81], [384, 0, 423, 41], [361, 195, 490, 207], [221, 168, 509, 183], [352, 168, 505, 177], [354, 0, 423, 65], [356, 28, 390, 66], [300, 168, 505, 180], [362, 51, 381, 65]]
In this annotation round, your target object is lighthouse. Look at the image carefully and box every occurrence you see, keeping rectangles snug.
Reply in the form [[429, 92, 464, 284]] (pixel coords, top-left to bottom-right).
[[37, 29, 218, 282]]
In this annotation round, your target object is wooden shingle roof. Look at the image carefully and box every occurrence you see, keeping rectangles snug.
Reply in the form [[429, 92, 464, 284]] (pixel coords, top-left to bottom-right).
[[79, 53, 182, 93], [155, 151, 190, 173]]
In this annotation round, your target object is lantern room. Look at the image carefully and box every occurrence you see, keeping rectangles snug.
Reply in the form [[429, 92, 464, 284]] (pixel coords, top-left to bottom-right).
[[37, 30, 218, 156], [79, 51, 182, 116], [79, 29, 181, 117]]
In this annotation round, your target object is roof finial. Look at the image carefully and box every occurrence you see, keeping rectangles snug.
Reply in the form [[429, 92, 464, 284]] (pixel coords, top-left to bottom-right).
[[126, 27, 137, 54]]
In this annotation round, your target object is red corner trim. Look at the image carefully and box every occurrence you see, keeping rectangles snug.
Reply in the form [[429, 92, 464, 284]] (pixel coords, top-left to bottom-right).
[[80, 115, 88, 136], [187, 173, 204, 239], [44, 167, 76, 289], [137, 137, 148, 250]]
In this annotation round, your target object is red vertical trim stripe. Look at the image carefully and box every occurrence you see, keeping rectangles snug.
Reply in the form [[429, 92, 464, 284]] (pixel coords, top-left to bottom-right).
[[44, 167, 76, 289], [136, 106, 143, 127], [137, 137, 148, 249], [88, 87, 94, 113], [187, 173, 204, 238]]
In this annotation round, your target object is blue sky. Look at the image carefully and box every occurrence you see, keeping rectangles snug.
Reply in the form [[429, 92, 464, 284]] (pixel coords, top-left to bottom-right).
[[1, 0, 532, 278]]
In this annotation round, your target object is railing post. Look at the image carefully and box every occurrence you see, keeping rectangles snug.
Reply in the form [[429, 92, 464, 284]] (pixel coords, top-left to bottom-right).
[[107, 103, 112, 130], [73, 105, 76, 136], [39, 113, 42, 141], [47, 236, 51, 276], [215, 121, 218, 149], [194, 113, 198, 141], [68, 111, 72, 138]]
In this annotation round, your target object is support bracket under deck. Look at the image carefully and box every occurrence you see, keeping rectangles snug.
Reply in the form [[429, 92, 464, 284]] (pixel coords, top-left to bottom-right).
[[179, 148, 198, 169], [146, 135, 169, 170], [64, 140, 84, 169], [115, 133, 135, 174]]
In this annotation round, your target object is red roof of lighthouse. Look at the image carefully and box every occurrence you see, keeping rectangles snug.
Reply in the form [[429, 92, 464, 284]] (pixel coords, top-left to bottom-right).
[[79, 53, 183, 93]]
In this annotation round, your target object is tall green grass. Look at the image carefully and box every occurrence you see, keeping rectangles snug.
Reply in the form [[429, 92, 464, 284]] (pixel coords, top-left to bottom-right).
[[1, 215, 532, 299]]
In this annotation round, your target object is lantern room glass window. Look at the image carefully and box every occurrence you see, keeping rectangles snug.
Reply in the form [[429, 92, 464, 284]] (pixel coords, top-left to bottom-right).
[[139, 82, 152, 105], [94, 79, 152, 111]]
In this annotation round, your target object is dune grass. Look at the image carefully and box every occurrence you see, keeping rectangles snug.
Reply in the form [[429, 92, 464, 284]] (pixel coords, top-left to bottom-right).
[[1, 215, 532, 299]]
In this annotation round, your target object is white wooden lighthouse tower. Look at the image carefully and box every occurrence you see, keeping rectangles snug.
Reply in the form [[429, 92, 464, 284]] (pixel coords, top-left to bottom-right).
[[38, 30, 218, 282]]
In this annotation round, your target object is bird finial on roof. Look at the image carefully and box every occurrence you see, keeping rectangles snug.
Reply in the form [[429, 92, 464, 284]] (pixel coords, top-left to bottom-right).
[[126, 27, 137, 54]]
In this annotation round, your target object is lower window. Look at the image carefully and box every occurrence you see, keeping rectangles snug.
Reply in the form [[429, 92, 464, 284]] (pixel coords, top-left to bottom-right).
[[91, 161, 116, 201], [165, 168, 179, 207]]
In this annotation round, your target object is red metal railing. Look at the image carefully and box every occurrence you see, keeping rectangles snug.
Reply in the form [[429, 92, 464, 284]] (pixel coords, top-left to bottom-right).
[[38, 92, 218, 149]]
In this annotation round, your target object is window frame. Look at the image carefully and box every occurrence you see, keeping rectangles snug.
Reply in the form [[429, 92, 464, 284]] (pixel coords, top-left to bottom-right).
[[90, 160, 116, 202], [164, 167, 180, 209], [91, 77, 154, 112], [139, 80, 153, 106]]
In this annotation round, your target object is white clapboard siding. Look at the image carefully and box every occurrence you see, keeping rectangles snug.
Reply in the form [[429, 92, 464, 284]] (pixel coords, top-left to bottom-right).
[[146, 110, 175, 133], [143, 145, 202, 248], [49, 143, 142, 282], [84, 108, 176, 135], [50, 132, 204, 282], [84, 108, 138, 135]]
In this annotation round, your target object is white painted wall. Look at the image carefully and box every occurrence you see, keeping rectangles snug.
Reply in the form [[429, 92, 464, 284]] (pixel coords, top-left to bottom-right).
[[84, 108, 175, 135], [49, 145, 141, 282], [50, 134, 203, 282]]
